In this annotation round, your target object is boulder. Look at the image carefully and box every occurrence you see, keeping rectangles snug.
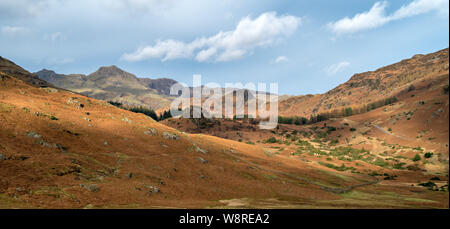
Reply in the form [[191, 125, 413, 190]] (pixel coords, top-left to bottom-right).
[[162, 132, 180, 140], [198, 157, 208, 164], [144, 128, 158, 136], [26, 131, 41, 138]]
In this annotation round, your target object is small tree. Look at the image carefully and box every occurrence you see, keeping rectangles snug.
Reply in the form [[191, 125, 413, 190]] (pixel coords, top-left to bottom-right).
[[412, 154, 421, 162], [344, 107, 353, 117], [301, 117, 308, 125], [159, 110, 172, 121], [266, 137, 278, 143]]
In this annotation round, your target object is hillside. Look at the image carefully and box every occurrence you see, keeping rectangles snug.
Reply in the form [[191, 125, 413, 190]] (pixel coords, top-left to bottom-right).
[[2, 56, 448, 208], [0, 57, 53, 88], [35, 66, 177, 111], [279, 48, 449, 117]]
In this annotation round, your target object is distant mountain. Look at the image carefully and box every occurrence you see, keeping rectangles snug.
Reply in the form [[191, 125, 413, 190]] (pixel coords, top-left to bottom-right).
[[279, 48, 449, 117], [35, 66, 178, 110], [138, 78, 178, 96]]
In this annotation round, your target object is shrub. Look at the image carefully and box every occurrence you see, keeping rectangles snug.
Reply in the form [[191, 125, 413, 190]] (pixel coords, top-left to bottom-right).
[[369, 171, 382, 176], [278, 116, 293, 124], [319, 162, 355, 171], [327, 126, 337, 132], [329, 139, 339, 145], [344, 107, 353, 116], [265, 137, 278, 144], [296, 140, 310, 146], [316, 132, 328, 139], [424, 152, 433, 158], [301, 117, 308, 125], [393, 162, 406, 170], [418, 181, 436, 188], [383, 174, 397, 180], [374, 158, 389, 167], [412, 154, 421, 162], [406, 165, 420, 171], [350, 127, 356, 132], [108, 101, 123, 107], [443, 85, 449, 94]]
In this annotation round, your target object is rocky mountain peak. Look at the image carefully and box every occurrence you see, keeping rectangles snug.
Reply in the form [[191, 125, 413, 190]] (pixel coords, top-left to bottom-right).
[[96, 65, 124, 75]]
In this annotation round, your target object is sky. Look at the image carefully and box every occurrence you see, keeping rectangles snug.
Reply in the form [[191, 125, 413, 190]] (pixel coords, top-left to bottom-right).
[[0, 0, 448, 95]]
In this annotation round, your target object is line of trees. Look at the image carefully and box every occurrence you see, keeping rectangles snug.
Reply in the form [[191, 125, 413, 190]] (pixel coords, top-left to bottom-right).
[[278, 116, 308, 125], [278, 96, 398, 125], [108, 95, 397, 124], [108, 101, 172, 121]]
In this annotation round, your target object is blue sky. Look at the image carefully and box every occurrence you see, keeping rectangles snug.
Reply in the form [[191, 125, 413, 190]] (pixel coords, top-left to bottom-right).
[[0, 0, 448, 95]]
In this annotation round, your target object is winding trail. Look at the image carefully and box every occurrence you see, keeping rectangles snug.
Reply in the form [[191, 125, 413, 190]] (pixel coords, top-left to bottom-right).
[[373, 124, 410, 141]]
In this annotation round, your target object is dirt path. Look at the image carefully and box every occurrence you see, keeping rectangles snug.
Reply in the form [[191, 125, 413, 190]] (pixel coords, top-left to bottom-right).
[[344, 117, 410, 141], [373, 124, 410, 141]]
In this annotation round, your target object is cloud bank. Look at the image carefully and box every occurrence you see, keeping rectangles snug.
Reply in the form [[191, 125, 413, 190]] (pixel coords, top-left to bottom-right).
[[0, 0, 51, 19], [325, 61, 350, 75], [1, 26, 30, 37], [122, 12, 301, 62], [328, 0, 448, 35], [274, 56, 288, 63]]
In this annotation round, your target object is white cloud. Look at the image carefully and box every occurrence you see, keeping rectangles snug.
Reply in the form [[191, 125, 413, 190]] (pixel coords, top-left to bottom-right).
[[99, 0, 181, 16], [328, 2, 389, 35], [325, 61, 350, 75], [122, 12, 301, 62], [0, 0, 56, 19], [1, 26, 30, 37], [103, 0, 176, 15], [328, 0, 449, 35], [195, 47, 217, 62], [391, 0, 449, 19], [122, 39, 195, 62], [274, 56, 288, 63], [1, 0, 176, 19]]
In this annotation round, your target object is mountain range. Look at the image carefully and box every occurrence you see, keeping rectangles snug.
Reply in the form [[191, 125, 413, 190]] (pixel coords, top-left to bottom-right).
[[35, 66, 177, 111]]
